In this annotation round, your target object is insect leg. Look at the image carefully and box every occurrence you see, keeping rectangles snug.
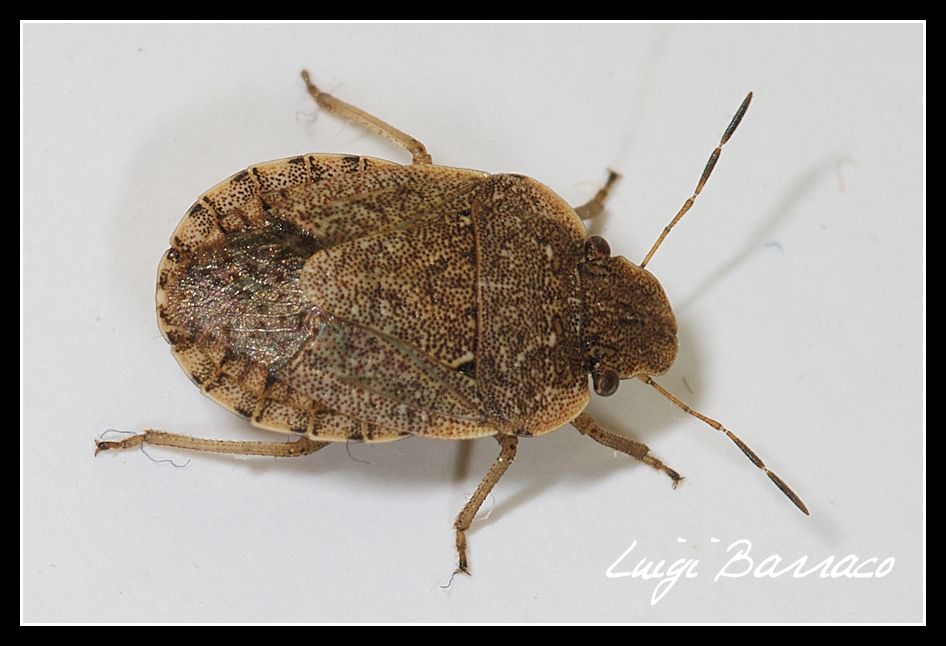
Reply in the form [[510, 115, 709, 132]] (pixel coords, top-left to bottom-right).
[[95, 430, 329, 458], [571, 412, 682, 486], [453, 435, 518, 575], [574, 170, 621, 220], [301, 70, 432, 165]]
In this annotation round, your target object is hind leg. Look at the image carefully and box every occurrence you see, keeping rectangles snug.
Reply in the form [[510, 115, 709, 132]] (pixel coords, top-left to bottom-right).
[[301, 70, 432, 165], [95, 430, 329, 457]]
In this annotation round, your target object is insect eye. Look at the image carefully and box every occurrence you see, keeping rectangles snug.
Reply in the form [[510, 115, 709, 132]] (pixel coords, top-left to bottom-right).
[[585, 236, 611, 260], [593, 366, 620, 397]]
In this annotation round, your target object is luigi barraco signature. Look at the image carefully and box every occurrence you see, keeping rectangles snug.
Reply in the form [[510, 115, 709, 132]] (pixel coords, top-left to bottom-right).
[[606, 538, 895, 606]]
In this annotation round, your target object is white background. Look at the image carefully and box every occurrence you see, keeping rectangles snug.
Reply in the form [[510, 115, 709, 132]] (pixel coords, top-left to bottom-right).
[[22, 23, 923, 623]]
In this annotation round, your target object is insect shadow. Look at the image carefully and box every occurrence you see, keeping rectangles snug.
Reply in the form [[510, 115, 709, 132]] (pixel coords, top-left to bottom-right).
[[676, 157, 843, 313], [109, 318, 708, 529]]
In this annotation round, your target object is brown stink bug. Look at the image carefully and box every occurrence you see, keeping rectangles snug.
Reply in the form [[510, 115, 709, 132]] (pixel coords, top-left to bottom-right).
[[96, 70, 808, 575]]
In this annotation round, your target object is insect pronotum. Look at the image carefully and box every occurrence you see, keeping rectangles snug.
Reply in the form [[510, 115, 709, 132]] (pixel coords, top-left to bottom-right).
[[97, 70, 808, 575]]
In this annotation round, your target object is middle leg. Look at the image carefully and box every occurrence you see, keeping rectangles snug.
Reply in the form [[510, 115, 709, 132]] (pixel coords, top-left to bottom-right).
[[453, 434, 518, 575]]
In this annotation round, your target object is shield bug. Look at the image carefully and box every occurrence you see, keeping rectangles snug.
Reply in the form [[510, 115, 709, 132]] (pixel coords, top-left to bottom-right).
[[97, 70, 808, 575]]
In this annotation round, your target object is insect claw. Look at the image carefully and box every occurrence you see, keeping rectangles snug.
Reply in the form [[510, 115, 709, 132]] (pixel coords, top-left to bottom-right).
[[94, 439, 124, 455], [94, 432, 145, 455]]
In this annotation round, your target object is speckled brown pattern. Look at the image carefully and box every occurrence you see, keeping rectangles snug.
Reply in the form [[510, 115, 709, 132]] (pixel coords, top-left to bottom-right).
[[580, 256, 678, 379], [158, 155, 592, 442], [473, 174, 589, 435]]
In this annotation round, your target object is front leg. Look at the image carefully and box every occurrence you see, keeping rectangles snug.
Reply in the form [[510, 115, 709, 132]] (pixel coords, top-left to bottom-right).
[[572, 412, 683, 486], [574, 170, 620, 220]]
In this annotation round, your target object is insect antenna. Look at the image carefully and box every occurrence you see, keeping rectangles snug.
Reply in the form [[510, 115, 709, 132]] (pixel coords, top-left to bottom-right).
[[640, 92, 753, 269], [639, 375, 809, 515]]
